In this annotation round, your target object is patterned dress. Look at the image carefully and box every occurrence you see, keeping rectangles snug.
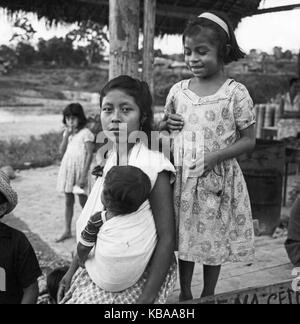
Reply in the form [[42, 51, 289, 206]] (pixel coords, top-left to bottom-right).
[[57, 128, 94, 194], [165, 79, 256, 265]]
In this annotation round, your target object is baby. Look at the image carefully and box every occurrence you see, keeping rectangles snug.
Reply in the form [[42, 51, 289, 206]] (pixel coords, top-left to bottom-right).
[[77, 165, 156, 292]]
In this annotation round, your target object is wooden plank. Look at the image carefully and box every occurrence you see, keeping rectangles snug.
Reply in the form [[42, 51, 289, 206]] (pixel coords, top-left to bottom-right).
[[142, 0, 156, 95], [109, 0, 140, 79], [180, 280, 300, 304], [253, 4, 300, 16]]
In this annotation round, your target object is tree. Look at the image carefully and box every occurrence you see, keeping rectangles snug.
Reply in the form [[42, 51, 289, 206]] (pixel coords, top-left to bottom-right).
[[67, 21, 108, 66], [16, 42, 36, 66], [10, 16, 36, 42], [283, 50, 293, 60]]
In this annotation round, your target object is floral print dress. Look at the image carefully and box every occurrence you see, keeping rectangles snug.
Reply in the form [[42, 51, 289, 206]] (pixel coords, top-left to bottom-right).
[[165, 79, 256, 265]]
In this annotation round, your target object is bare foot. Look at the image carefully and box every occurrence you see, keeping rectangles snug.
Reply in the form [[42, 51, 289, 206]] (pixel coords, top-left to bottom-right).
[[179, 292, 193, 303], [55, 232, 72, 243]]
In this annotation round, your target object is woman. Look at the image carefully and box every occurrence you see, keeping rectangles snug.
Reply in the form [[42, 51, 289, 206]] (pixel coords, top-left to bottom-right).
[[57, 76, 177, 304]]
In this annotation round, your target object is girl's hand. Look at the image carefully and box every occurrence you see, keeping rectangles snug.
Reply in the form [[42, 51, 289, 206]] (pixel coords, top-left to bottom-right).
[[203, 152, 220, 176], [78, 176, 87, 189], [166, 113, 184, 131], [189, 152, 219, 177], [63, 127, 72, 138], [57, 274, 73, 304]]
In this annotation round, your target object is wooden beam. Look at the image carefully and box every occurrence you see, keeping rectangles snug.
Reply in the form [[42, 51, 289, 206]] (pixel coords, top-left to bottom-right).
[[180, 280, 300, 304], [76, 0, 196, 20], [143, 0, 156, 96], [109, 0, 140, 79], [253, 4, 300, 16]]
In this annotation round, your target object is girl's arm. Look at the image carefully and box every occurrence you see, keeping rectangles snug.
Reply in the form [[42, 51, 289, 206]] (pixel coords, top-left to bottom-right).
[[79, 141, 95, 189], [21, 281, 39, 304], [137, 171, 176, 304], [59, 129, 71, 159], [203, 125, 256, 174]]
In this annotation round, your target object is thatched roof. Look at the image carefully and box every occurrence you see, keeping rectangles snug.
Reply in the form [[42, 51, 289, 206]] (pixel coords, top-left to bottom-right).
[[0, 0, 262, 34]]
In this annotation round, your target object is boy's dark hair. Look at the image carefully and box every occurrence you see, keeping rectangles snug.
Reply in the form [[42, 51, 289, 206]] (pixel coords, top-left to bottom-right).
[[100, 75, 154, 140], [183, 11, 245, 65], [102, 166, 151, 215], [62, 103, 87, 130], [46, 266, 69, 303]]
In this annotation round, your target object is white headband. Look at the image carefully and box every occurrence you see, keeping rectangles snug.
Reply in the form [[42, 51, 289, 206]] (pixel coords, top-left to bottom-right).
[[198, 12, 230, 38]]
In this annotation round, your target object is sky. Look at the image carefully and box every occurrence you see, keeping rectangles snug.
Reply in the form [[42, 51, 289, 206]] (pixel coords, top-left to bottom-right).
[[0, 0, 300, 54]]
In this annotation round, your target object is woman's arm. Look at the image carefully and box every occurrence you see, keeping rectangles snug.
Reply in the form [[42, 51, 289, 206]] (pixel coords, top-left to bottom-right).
[[21, 281, 39, 304], [203, 125, 256, 174], [57, 254, 80, 303], [137, 171, 176, 304], [79, 141, 95, 188]]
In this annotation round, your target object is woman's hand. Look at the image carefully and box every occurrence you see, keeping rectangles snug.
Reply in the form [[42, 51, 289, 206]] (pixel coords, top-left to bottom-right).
[[57, 273, 73, 304]]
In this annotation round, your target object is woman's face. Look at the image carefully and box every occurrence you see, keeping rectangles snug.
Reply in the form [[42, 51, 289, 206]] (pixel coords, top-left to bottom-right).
[[100, 89, 141, 143]]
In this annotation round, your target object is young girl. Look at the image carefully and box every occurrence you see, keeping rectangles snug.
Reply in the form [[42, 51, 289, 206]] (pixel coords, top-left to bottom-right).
[[56, 103, 95, 243], [160, 11, 256, 300]]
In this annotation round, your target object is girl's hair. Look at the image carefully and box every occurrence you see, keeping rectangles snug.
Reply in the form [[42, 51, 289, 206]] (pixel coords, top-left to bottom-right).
[[102, 165, 151, 215], [100, 75, 154, 140], [183, 11, 245, 65], [62, 103, 87, 130]]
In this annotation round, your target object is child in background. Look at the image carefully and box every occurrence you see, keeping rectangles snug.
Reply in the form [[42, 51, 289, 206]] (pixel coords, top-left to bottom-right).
[[56, 103, 95, 243], [77, 165, 154, 292], [0, 171, 42, 304], [160, 11, 256, 300]]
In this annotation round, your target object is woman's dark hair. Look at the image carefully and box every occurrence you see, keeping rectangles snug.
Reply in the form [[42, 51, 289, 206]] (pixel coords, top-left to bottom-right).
[[102, 165, 151, 215], [62, 103, 87, 130], [183, 11, 245, 65], [100, 75, 154, 140], [46, 266, 69, 304]]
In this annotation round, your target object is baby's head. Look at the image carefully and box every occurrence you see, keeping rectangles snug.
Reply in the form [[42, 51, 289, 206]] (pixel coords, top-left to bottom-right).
[[0, 171, 18, 220], [102, 166, 151, 215]]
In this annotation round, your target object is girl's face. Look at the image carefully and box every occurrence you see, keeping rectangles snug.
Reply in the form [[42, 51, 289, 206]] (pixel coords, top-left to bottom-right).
[[184, 29, 221, 79], [65, 115, 79, 129], [100, 89, 141, 143]]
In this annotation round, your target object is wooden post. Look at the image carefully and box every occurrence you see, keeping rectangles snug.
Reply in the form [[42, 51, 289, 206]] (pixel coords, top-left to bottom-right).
[[109, 0, 140, 79], [142, 0, 157, 96]]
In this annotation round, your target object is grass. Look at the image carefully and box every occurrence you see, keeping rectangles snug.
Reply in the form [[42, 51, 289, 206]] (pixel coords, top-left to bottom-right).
[[0, 132, 61, 170]]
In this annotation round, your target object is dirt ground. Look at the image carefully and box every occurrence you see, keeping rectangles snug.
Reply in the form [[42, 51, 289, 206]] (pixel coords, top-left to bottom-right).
[[10, 165, 81, 261]]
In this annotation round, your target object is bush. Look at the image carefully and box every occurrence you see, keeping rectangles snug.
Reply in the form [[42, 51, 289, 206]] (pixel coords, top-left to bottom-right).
[[0, 132, 61, 170], [153, 68, 293, 105]]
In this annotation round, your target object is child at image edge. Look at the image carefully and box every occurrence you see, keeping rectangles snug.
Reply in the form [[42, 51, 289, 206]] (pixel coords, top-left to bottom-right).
[[0, 171, 42, 304], [159, 11, 256, 301]]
